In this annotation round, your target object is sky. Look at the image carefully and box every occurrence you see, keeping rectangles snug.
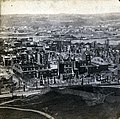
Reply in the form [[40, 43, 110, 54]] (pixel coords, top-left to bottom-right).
[[1, 0, 120, 15]]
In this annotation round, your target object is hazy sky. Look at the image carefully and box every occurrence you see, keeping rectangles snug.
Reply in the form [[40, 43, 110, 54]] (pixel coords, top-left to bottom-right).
[[1, 0, 120, 14]]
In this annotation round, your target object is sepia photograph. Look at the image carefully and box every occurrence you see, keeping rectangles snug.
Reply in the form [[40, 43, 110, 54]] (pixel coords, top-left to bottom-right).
[[0, 0, 120, 119]]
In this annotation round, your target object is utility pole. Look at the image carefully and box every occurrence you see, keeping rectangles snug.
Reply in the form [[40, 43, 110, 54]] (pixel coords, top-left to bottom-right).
[[0, 79, 2, 95], [9, 76, 14, 98], [81, 75, 84, 85], [23, 81, 26, 92]]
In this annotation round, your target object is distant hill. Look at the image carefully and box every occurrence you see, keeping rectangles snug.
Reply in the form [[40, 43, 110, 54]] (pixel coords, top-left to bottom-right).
[[1, 13, 120, 28]]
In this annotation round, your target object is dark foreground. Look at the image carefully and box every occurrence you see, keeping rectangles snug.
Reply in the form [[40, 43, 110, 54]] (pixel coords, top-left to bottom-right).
[[3, 90, 120, 119], [0, 108, 46, 119]]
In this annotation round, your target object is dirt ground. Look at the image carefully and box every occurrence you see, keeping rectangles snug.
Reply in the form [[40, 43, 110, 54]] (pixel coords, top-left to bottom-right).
[[0, 108, 47, 119], [5, 91, 120, 119]]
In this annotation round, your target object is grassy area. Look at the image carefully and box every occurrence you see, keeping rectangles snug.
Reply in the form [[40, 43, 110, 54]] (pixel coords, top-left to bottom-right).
[[0, 108, 47, 119], [6, 91, 120, 119]]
